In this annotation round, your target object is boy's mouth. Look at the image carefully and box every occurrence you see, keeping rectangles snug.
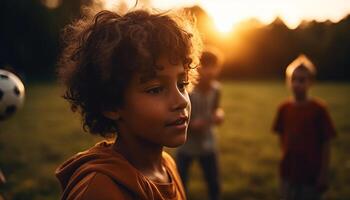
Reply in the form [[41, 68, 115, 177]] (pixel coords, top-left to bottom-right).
[[165, 116, 188, 126]]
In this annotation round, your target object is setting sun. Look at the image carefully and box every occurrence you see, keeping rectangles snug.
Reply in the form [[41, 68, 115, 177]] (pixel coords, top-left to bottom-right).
[[100, 0, 350, 30], [208, 11, 236, 34]]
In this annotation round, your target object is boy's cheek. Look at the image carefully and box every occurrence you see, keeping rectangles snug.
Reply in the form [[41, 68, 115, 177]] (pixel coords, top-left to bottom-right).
[[186, 95, 191, 113]]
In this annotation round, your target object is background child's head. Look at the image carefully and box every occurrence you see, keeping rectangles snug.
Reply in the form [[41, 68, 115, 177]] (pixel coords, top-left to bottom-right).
[[198, 47, 223, 84], [58, 9, 202, 137], [285, 54, 316, 100]]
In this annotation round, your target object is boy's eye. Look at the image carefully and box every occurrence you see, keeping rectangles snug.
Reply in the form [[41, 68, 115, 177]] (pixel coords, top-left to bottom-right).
[[146, 86, 164, 94], [178, 81, 190, 91]]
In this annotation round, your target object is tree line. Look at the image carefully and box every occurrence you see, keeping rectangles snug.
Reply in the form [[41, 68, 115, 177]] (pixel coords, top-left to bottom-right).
[[0, 1, 349, 81]]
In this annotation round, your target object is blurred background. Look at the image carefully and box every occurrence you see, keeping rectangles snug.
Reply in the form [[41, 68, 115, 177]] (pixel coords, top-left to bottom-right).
[[0, 0, 349, 199]]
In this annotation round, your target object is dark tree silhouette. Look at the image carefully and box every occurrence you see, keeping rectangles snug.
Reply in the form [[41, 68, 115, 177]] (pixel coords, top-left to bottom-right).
[[0, 3, 349, 81]]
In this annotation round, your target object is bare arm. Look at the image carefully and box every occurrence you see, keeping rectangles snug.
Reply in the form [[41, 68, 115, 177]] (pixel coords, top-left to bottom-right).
[[212, 107, 224, 125], [318, 140, 331, 192], [212, 86, 224, 125], [0, 169, 5, 184]]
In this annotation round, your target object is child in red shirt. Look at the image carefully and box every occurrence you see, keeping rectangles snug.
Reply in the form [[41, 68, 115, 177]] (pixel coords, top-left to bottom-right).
[[273, 55, 336, 200]]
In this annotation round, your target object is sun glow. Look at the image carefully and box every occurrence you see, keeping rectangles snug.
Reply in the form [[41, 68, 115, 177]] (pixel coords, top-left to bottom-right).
[[100, 0, 350, 31], [199, 2, 252, 34], [210, 13, 236, 34]]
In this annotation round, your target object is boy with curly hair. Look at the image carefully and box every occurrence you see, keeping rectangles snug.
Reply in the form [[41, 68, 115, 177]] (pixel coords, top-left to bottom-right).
[[55, 9, 202, 200]]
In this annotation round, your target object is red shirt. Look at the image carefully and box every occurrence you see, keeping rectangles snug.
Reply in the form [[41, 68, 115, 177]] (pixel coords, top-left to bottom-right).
[[273, 98, 336, 184]]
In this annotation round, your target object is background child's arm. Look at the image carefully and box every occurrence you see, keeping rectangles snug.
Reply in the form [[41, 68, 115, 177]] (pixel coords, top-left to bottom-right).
[[318, 140, 331, 192], [212, 107, 224, 125], [190, 107, 224, 133], [0, 169, 6, 184], [272, 104, 285, 150], [190, 119, 210, 132], [212, 86, 224, 125], [317, 104, 336, 192]]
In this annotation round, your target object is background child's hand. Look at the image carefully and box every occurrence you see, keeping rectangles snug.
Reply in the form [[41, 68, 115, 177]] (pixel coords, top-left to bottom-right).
[[190, 119, 209, 132], [0, 169, 6, 184], [212, 108, 224, 125]]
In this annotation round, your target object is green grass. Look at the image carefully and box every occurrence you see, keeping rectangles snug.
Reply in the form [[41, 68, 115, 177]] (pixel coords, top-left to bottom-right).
[[0, 81, 349, 200]]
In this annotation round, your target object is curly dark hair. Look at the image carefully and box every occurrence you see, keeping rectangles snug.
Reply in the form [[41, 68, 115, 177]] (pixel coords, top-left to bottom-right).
[[57, 9, 202, 137]]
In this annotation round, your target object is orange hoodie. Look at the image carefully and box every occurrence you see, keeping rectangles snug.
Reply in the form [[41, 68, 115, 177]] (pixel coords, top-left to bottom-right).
[[55, 141, 186, 200]]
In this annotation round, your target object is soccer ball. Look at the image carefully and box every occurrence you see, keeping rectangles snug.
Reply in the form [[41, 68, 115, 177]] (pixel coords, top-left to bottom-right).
[[0, 69, 25, 120]]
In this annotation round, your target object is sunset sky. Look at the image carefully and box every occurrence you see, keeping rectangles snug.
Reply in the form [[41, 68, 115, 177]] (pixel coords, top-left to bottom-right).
[[102, 0, 350, 32]]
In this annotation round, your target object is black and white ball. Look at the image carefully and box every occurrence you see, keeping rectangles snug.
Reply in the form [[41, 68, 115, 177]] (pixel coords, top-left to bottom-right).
[[0, 69, 25, 120]]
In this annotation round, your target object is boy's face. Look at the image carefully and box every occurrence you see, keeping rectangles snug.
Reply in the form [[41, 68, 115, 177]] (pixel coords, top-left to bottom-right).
[[114, 56, 191, 148], [198, 64, 219, 83], [288, 68, 312, 99]]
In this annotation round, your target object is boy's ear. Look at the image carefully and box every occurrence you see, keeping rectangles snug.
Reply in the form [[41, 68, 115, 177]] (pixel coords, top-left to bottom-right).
[[103, 110, 121, 120]]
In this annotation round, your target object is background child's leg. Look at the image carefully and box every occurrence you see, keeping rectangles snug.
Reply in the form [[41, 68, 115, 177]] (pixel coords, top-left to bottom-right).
[[175, 152, 194, 192], [0, 169, 5, 200], [300, 184, 322, 200], [280, 181, 294, 200], [199, 152, 220, 200]]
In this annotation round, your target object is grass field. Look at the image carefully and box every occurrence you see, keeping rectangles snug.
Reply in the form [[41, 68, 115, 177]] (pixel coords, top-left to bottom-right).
[[0, 81, 349, 200]]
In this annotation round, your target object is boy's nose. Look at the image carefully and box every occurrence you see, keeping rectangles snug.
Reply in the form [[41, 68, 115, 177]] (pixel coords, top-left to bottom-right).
[[170, 90, 189, 111]]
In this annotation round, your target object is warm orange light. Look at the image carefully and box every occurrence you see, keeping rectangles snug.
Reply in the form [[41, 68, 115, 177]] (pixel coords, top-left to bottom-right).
[[41, 0, 62, 9], [200, 2, 244, 34], [213, 17, 234, 34], [101, 0, 120, 10], [101, 0, 350, 31]]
